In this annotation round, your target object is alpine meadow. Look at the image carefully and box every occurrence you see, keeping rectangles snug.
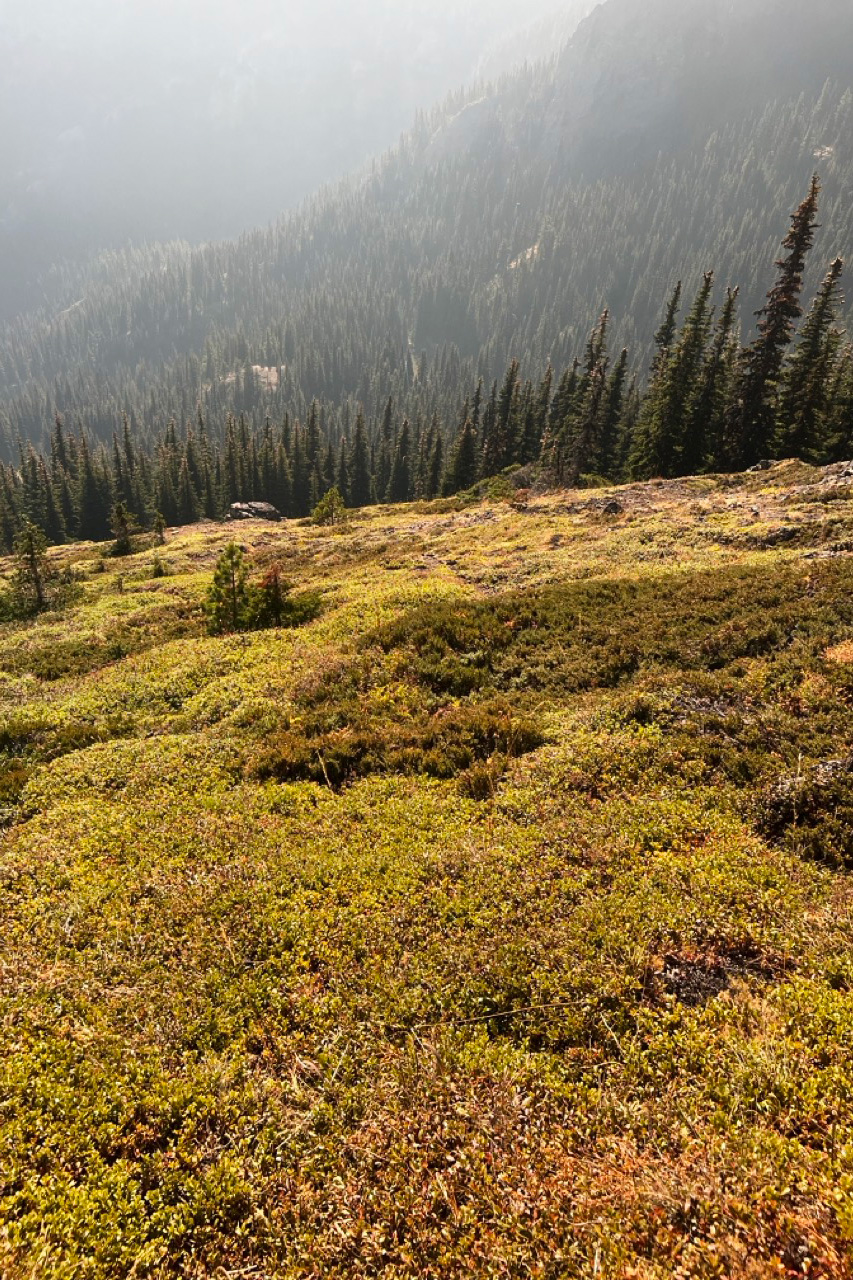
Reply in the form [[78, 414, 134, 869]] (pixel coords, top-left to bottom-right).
[[3, 0, 853, 1277]]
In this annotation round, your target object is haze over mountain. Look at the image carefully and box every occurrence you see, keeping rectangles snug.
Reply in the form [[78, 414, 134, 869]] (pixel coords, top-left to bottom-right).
[[547, 0, 853, 171], [432, 0, 853, 174], [0, 0, 594, 322], [2, 0, 852, 473]]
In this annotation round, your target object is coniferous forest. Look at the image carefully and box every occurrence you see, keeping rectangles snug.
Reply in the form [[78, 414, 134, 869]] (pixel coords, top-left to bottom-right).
[[0, 168, 850, 549], [4, 0, 853, 551], [4, 0, 853, 553]]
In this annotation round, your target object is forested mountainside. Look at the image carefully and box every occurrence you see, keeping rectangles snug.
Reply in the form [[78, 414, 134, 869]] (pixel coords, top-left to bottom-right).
[[1, 173, 850, 552], [543, 0, 853, 173], [0, 0, 852, 546], [475, 3, 596, 82], [4, 85, 852, 457], [0, 0, 587, 323]]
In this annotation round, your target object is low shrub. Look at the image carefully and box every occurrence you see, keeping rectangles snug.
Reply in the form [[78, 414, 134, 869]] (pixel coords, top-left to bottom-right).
[[0, 607, 203, 681], [758, 757, 853, 867], [458, 754, 508, 800], [252, 700, 543, 790], [0, 760, 31, 810], [206, 548, 322, 635], [372, 559, 853, 697]]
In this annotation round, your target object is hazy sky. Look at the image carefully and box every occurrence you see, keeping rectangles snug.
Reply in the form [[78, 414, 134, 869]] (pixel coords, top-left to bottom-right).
[[0, 0, 591, 287]]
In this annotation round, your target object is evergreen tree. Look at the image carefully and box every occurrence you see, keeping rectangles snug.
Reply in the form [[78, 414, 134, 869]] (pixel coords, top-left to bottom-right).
[[309, 461, 325, 510], [75, 437, 113, 542], [826, 346, 853, 458], [496, 360, 521, 470], [724, 176, 822, 468], [623, 283, 685, 481], [156, 460, 179, 527], [122, 412, 136, 480], [387, 419, 412, 503], [631, 274, 714, 479], [414, 422, 434, 499], [51, 415, 70, 475], [112, 432, 127, 506], [111, 501, 133, 556], [0, 473, 20, 554], [380, 397, 395, 446], [349, 412, 372, 508], [445, 419, 478, 494], [275, 445, 293, 517], [322, 442, 336, 494], [38, 459, 66, 545], [565, 311, 611, 486], [335, 438, 350, 505], [375, 438, 392, 504], [21, 448, 47, 533], [595, 349, 628, 477], [524, 367, 552, 466], [542, 361, 579, 479], [613, 379, 641, 478], [290, 430, 310, 516], [777, 256, 845, 460], [224, 416, 242, 505], [312, 486, 347, 526], [480, 381, 500, 479], [206, 543, 249, 634], [694, 286, 741, 472], [471, 380, 484, 436], [651, 282, 683, 376], [428, 432, 444, 500], [12, 520, 50, 614], [176, 458, 198, 525]]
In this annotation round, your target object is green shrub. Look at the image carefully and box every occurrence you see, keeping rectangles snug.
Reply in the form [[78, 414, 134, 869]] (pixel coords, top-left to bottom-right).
[[206, 551, 322, 635], [372, 559, 853, 697], [458, 755, 507, 800], [0, 760, 31, 810], [252, 700, 543, 789]]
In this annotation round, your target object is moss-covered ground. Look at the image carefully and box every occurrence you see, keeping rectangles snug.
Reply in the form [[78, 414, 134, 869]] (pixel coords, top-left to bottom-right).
[[4, 462, 853, 1277]]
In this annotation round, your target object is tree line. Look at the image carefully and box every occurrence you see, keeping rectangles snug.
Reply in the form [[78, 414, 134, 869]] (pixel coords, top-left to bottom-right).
[[1, 81, 851, 468], [0, 178, 849, 555]]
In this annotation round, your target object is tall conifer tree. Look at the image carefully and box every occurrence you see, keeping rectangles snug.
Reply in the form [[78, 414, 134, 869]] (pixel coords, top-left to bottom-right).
[[724, 177, 821, 468]]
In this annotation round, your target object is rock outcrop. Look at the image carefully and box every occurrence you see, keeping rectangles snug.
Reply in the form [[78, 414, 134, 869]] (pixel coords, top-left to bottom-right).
[[229, 502, 282, 522]]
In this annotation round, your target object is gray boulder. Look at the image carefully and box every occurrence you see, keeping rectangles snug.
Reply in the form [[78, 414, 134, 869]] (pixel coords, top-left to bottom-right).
[[229, 502, 282, 522]]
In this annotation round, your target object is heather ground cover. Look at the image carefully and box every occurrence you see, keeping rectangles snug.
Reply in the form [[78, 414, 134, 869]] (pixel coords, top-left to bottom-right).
[[3, 463, 853, 1277]]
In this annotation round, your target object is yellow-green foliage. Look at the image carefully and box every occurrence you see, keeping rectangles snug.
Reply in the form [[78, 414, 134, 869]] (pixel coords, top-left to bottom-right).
[[3, 468, 853, 1277]]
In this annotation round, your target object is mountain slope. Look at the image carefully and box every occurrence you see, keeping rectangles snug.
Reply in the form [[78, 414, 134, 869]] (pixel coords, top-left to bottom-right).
[[3, 464, 853, 1275], [1, 0, 852, 459], [0, 0, 578, 323], [545, 0, 853, 172]]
